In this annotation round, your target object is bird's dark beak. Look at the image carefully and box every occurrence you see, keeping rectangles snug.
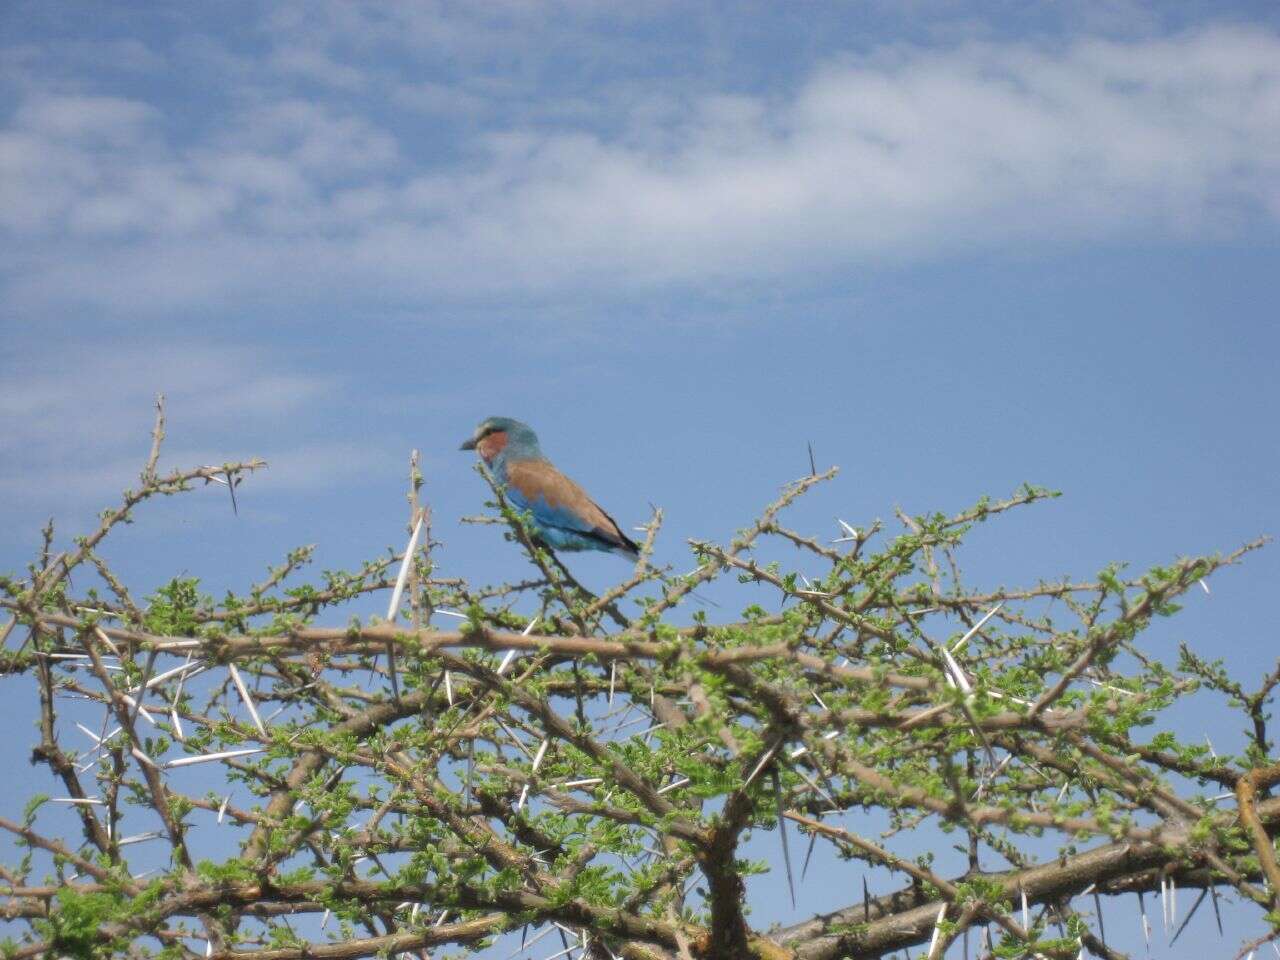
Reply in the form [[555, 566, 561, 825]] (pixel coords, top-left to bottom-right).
[[459, 437, 477, 451]]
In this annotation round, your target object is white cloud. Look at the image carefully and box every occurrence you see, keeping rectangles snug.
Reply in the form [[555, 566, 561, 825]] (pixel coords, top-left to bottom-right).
[[391, 80, 492, 117], [246, 440, 399, 491], [2, 37, 166, 84], [0, 442, 385, 516], [268, 43, 369, 90], [2, 24, 1278, 314], [0, 343, 344, 507], [221, 100, 399, 175], [13, 93, 158, 140]]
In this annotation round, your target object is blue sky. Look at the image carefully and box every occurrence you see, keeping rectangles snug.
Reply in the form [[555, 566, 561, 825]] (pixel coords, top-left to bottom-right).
[[2, 1, 1279, 956]]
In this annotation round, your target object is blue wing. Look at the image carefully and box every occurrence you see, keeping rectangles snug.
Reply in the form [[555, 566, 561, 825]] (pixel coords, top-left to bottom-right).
[[504, 459, 638, 555]]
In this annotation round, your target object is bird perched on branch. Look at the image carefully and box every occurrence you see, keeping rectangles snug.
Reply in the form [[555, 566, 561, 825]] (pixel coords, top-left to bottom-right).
[[461, 417, 640, 559]]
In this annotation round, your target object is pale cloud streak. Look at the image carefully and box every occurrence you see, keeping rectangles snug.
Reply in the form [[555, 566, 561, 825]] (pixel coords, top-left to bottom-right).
[[0, 344, 357, 508], [2, 19, 1278, 316]]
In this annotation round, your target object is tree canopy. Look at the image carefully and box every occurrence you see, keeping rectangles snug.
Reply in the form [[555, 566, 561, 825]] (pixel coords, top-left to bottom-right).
[[1, 402, 1274, 960]]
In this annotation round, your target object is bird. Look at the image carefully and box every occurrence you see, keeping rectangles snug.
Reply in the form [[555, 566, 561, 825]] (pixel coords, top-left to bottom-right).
[[460, 417, 640, 559]]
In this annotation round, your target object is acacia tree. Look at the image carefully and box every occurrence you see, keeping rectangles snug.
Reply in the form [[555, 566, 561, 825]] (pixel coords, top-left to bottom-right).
[[1, 401, 1275, 960]]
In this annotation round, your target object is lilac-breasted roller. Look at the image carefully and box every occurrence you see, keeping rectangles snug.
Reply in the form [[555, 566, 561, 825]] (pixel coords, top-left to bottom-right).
[[460, 417, 640, 559]]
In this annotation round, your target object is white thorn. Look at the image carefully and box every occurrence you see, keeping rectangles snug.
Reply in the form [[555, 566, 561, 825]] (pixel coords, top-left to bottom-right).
[[531, 740, 549, 773], [128, 660, 204, 694], [92, 625, 121, 656], [502, 925, 554, 958], [656, 776, 690, 795], [743, 743, 779, 789], [386, 512, 425, 622], [636, 721, 666, 741], [120, 694, 157, 726], [117, 831, 163, 846], [539, 942, 582, 960], [227, 663, 267, 737], [165, 748, 264, 769], [155, 638, 202, 649], [131, 747, 158, 769], [951, 603, 1004, 654], [937, 642, 973, 695], [927, 903, 946, 959], [75, 722, 105, 745], [497, 620, 538, 675]]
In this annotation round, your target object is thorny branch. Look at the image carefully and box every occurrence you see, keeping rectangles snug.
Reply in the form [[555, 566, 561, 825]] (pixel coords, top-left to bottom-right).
[[0, 406, 1274, 960]]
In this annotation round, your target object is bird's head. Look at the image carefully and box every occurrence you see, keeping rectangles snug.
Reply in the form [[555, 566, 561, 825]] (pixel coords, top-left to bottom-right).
[[460, 417, 542, 464]]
